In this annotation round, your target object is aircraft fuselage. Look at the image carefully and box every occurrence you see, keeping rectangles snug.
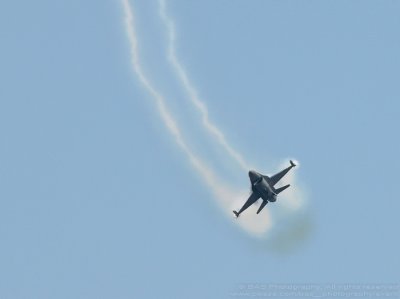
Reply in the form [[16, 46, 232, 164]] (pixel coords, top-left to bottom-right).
[[249, 170, 276, 202]]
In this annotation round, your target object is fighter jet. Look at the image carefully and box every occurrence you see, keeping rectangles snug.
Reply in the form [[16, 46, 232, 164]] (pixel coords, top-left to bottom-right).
[[233, 160, 296, 217]]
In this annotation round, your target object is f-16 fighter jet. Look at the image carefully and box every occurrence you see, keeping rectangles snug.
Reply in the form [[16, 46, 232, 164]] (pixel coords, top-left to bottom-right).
[[233, 160, 296, 217]]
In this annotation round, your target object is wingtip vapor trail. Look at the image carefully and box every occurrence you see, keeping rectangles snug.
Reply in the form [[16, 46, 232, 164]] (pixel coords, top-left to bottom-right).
[[158, 0, 251, 172]]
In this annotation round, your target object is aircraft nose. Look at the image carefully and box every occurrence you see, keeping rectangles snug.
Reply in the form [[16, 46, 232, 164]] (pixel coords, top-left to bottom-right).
[[248, 170, 259, 182]]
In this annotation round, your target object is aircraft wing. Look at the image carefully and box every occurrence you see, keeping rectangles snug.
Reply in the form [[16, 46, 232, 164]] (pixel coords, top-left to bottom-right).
[[267, 160, 296, 186], [267, 170, 288, 186], [240, 192, 260, 212]]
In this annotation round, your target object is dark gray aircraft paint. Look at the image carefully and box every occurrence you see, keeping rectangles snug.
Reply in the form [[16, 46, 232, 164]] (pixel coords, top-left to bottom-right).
[[233, 160, 296, 217]]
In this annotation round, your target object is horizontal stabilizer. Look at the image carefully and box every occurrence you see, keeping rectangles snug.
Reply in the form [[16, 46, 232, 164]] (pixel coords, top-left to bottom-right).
[[275, 184, 290, 194], [256, 200, 268, 214]]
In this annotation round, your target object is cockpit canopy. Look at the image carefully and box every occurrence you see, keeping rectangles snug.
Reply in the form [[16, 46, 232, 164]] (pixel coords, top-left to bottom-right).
[[248, 170, 262, 185]]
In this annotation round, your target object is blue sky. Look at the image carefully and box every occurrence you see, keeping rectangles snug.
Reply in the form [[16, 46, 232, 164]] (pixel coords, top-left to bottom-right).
[[0, 0, 399, 298]]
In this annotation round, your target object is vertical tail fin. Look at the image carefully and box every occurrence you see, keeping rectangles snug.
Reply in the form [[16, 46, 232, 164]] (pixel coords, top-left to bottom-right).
[[274, 184, 290, 194]]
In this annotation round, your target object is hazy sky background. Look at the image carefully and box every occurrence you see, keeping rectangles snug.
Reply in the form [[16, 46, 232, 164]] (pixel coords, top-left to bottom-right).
[[0, 0, 399, 298]]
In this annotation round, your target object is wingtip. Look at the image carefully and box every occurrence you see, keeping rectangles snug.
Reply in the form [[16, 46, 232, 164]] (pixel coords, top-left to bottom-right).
[[290, 160, 296, 167], [233, 210, 239, 218]]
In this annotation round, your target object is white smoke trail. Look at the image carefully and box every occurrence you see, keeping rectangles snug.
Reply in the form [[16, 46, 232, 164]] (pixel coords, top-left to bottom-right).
[[156, 0, 309, 244], [158, 0, 251, 172], [121, 0, 271, 236]]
